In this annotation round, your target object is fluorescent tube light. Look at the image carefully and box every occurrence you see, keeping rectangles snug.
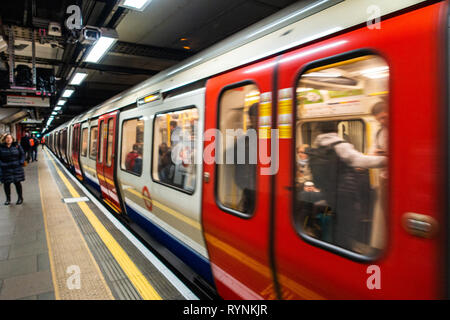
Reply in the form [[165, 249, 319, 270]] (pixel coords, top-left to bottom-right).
[[303, 72, 342, 78], [70, 72, 88, 85], [62, 89, 74, 98], [360, 66, 389, 79], [85, 36, 117, 63], [57, 99, 66, 106], [54, 106, 62, 111], [121, 0, 151, 11]]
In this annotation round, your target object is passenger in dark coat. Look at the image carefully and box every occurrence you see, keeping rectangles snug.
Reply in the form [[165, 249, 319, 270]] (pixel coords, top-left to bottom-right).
[[0, 134, 25, 205], [20, 132, 31, 162]]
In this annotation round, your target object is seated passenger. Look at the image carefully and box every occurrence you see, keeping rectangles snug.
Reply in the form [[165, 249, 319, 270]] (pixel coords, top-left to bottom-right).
[[125, 144, 142, 174], [158, 143, 173, 183], [296, 144, 312, 189]]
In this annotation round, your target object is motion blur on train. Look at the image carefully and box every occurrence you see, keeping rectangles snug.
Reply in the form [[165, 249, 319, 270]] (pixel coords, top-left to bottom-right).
[[45, 0, 450, 299]]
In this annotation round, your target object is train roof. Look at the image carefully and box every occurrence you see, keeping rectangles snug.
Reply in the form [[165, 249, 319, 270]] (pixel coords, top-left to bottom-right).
[[51, 0, 427, 132]]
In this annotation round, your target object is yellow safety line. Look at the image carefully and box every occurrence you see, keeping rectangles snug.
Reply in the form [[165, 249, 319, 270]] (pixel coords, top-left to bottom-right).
[[45, 150, 162, 300], [125, 188, 201, 230], [38, 166, 61, 300]]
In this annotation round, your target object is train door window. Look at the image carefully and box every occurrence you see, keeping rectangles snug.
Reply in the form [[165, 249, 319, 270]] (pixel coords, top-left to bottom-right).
[[98, 121, 104, 163], [89, 126, 98, 160], [72, 127, 76, 153], [75, 127, 80, 154], [106, 118, 114, 167], [294, 54, 389, 258], [152, 107, 198, 193], [121, 118, 144, 175], [81, 128, 88, 157], [216, 83, 259, 216]]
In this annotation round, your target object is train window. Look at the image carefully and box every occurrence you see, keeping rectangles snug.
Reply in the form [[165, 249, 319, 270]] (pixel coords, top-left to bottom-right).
[[106, 118, 114, 167], [217, 83, 259, 216], [152, 107, 198, 193], [89, 126, 98, 160], [98, 121, 104, 163], [294, 54, 389, 258], [121, 118, 144, 176], [81, 128, 88, 157]]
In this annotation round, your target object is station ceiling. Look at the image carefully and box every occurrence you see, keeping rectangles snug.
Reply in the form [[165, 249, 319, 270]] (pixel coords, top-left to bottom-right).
[[0, 0, 300, 131]]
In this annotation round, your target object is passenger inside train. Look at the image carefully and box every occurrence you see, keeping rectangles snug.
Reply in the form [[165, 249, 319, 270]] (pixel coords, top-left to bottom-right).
[[121, 118, 144, 175], [217, 85, 260, 215], [125, 144, 143, 174], [294, 54, 389, 257], [153, 109, 198, 192]]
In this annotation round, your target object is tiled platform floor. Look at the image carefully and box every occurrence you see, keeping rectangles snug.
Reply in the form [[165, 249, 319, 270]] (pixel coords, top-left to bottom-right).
[[0, 156, 55, 300]]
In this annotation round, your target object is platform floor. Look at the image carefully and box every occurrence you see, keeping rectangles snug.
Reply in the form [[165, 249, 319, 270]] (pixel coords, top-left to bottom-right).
[[0, 148, 197, 300]]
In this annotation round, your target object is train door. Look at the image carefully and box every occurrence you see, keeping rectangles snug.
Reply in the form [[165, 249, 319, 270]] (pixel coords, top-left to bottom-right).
[[273, 2, 445, 299], [96, 111, 122, 213], [72, 123, 83, 180], [202, 57, 277, 299], [67, 125, 74, 169]]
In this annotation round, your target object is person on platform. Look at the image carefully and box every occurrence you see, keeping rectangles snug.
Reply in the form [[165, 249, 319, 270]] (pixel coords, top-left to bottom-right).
[[0, 134, 25, 205], [30, 133, 39, 162], [20, 132, 31, 163]]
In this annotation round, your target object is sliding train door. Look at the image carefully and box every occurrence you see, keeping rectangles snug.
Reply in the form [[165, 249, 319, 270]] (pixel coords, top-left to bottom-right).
[[72, 123, 83, 180], [273, 2, 446, 299], [202, 57, 277, 299], [96, 111, 123, 213]]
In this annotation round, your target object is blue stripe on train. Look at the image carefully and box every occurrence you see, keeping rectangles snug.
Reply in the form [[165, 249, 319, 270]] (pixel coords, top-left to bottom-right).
[[125, 204, 214, 285], [84, 176, 102, 196]]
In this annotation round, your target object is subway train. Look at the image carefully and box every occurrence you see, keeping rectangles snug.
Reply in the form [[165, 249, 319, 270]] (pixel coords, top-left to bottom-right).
[[45, 0, 450, 299]]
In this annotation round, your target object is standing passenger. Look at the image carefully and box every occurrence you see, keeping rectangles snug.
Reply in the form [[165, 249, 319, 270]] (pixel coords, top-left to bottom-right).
[[0, 134, 25, 205], [311, 121, 386, 251], [20, 132, 31, 163], [234, 103, 258, 213], [30, 134, 39, 162]]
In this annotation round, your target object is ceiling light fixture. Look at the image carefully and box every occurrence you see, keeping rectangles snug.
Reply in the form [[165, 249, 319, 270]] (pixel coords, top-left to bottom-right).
[[57, 99, 67, 106], [360, 66, 389, 79], [120, 0, 152, 11], [84, 28, 118, 63], [70, 72, 88, 85], [62, 89, 74, 98], [303, 72, 342, 78]]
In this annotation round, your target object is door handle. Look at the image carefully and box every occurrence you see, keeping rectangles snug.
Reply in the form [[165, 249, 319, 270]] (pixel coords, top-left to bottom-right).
[[402, 212, 438, 238]]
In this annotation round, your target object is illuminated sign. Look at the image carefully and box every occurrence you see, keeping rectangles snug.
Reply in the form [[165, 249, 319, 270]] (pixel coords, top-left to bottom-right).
[[137, 91, 162, 106], [6, 95, 50, 108]]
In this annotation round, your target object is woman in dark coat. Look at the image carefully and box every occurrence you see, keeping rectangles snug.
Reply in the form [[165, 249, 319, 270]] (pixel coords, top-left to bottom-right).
[[0, 134, 25, 205]]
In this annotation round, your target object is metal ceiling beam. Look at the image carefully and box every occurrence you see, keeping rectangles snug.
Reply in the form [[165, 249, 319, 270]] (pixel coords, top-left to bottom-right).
[[12, 54, 159, 75], [80, 62, 158, 75], [111, 41, 194, 61]]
